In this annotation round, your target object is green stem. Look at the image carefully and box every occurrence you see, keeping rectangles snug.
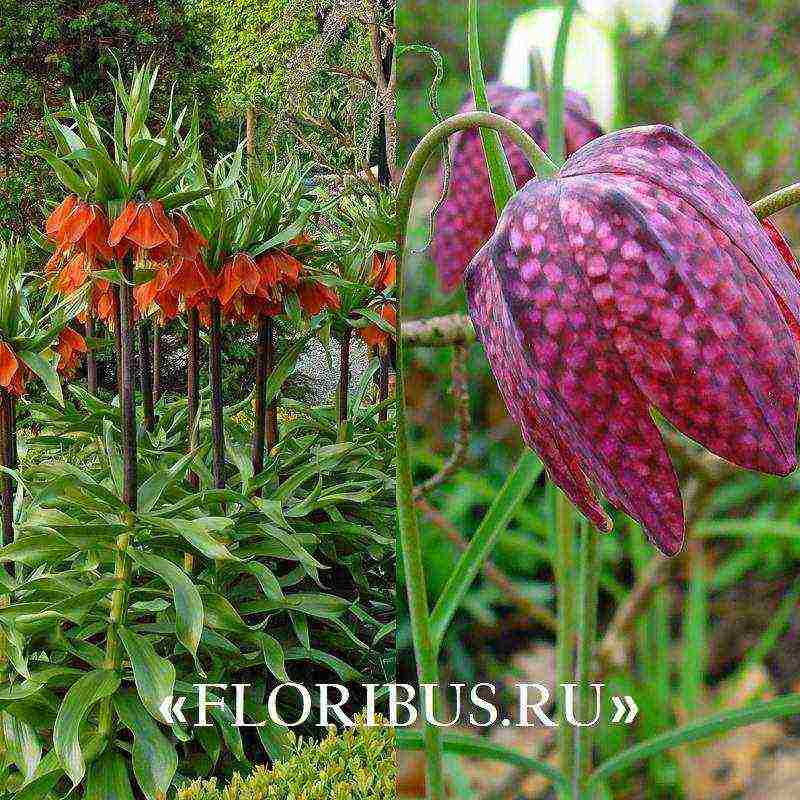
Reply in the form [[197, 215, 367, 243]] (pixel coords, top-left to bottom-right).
[[397, 112, 556, 800], [98, 260, 137, 743], [546, 0, 578, 166], [751, 182, 800, 219], [551, 485, 577, 798], [575, 521, 600, 796]]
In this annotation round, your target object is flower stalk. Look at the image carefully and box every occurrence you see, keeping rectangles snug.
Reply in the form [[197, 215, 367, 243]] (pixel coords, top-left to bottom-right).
[[337, 326, 352, 443], [138, 320, 156, 432], [85, 313, 98, 395], [0, 389, 14, 546], [209, 299, 226, 490], [98, 258, 138, 742], [397, 111, 555, 800]]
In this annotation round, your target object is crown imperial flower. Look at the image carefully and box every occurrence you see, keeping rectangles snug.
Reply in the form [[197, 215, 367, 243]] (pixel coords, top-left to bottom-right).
[[466, 125, 800, 554], [432, 83, 603, 292]]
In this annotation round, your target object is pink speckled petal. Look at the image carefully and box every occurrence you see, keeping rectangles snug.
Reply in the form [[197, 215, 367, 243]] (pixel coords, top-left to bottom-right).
[[557, 174, 799, 476], [468, 182, 684, 555], [562, 125, 800, 330], [466, 250, 611, 533], [432, 84, 602, 293]]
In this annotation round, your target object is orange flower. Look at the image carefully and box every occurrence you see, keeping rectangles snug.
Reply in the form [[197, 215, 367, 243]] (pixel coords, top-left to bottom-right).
[[173, 212, 208, 261], [359, 304, 396, 348], [91, 280, 118, 327], [54, 253, 91, 295], [45, 199, 115, 280], [370, 252, 396, 291], [297, 280, 340, 316], [0, 342, 27, 397], [109, 201, 179, 252], [56, 327, 88, 378]]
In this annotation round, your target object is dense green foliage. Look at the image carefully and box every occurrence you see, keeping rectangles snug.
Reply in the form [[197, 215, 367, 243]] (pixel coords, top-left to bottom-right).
[[177, 717, 395, 800]]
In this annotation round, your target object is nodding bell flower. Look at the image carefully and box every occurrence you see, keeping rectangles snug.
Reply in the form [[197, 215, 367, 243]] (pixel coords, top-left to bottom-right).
[[466, 125, 800, 555], [55, 327, 88, 379], [432, 83, 603, 292], [109, 200, 179, 253], [0, 342, 28, 397]]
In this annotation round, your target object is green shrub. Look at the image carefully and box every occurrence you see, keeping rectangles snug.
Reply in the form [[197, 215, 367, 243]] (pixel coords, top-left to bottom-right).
[[177, 717, 396, 800]]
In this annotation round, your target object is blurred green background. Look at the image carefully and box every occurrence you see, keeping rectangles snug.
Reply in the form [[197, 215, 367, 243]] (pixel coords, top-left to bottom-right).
[[397, 2, 800, 798]]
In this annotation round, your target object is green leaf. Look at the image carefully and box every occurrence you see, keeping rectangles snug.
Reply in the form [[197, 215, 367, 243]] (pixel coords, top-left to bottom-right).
[[17, 351, 63, 406], [118, 627, 176, 721], [84, 748, 135, 800], [397, 729, 569, 791], [259, 634, 289, 682], [114, 691, 178, 800], [586, 693, 800, 790], [137, 451, 197, 513], [0, 535, 77, 566], [148, 516, 236, 560], [129, 550, 203, 657], [53, 669, 120, 786], [429, 450, 542, 649]]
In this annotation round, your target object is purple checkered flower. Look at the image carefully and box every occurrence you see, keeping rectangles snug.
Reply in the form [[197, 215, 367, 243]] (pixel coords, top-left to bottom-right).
[[432, 83, 603, 292], [466, 125, 800, 554]]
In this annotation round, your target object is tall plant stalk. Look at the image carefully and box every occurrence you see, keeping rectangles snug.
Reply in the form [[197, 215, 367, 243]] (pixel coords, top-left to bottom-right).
[[98, 258, 138, 741], [251, 314, 269, 485], [337, 327, 351, 442], [209, 299, 225, 490], [85, 314, 98, 395], [138, 320, 156, 431], [185, 308, 200, 572], [153, 322, 162, 403], [0, 389, 14, 547], [397, 111, 552, 800]]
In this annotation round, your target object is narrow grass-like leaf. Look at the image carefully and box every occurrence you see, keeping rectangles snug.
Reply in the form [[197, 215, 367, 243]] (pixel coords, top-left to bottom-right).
[[429, 450, 542, 649]]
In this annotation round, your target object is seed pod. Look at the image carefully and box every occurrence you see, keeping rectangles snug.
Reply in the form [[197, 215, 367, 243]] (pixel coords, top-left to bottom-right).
[[466, 124, 800, 554]]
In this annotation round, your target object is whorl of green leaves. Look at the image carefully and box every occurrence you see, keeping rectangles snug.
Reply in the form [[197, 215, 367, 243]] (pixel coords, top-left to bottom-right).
[[37, 58, 204, 211], [177, 715, 395, 800]]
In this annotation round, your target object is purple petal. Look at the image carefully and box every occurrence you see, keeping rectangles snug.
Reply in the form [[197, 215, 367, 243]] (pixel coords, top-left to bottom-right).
[[432, 84, 603, 293], [557, 173, 799, 475], [468, 182, 685, 555]]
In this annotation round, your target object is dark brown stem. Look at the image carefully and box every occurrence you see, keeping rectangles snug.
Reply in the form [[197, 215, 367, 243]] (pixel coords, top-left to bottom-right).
[[251, 315, 268, 487], [119, 263, 138, 509], [266, 318, 278, 452], [153, 322, 162, 404], [337, 327, 351, 442], [187, 308, 200, 492], [0, 390, 14, 547], [85, 314, 98, 395], [378, 349, 390, 422], [113, 288, 123, 399], [209, 299, 225, 490], [138, 320, 155, 432]]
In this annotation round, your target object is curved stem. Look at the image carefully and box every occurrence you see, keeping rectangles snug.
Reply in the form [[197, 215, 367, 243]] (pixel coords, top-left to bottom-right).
[[751, 182, 800, 219], [396, 111, 559, 800]]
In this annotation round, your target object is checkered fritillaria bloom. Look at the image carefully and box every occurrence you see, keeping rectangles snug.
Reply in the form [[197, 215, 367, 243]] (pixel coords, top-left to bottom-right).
[[432, 83, 603, 292], [466, 125, 800, 555]]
